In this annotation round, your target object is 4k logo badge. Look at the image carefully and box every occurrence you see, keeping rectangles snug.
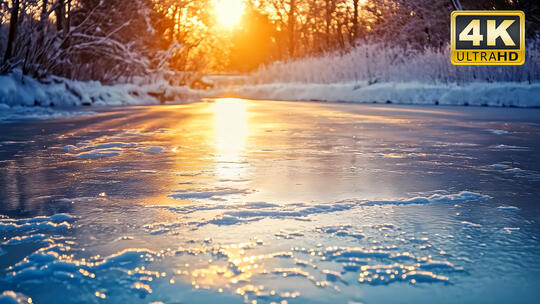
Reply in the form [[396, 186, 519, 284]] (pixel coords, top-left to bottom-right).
[[451, 11, 525, 65]]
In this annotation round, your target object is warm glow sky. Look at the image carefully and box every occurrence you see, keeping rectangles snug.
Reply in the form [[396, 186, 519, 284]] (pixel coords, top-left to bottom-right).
[[214, 0, 245, 28]]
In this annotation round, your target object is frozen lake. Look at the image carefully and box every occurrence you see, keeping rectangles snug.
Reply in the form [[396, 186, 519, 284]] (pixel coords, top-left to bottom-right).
[[1, 99, 540, 303]]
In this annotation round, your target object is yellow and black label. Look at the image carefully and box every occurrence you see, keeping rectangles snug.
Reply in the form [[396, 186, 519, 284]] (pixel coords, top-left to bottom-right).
[[450, 11, 525, 65]]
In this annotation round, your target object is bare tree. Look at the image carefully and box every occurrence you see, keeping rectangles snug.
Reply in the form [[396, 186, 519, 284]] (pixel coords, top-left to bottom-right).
[[288, 0, 295, 56], [3, 0, 19, 64], [351, 0, 358, 40], [325, 0, 332, 47], [55, 0, 66, 32]]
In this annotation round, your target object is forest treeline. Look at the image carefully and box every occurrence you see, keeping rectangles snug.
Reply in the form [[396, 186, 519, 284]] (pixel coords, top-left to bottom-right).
[[0, 0, 539, 83]]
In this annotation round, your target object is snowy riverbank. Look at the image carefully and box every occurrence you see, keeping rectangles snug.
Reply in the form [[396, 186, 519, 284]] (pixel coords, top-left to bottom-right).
[[0, 70, 210, 108], [219, 43, 540, 107], [222, 81, 540, 107], [2, 71, 540, 117]]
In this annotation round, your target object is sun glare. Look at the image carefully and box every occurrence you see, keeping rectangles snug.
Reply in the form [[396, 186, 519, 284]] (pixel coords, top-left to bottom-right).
[[213, 98, 248, 181], [214, 0, 244, 28]]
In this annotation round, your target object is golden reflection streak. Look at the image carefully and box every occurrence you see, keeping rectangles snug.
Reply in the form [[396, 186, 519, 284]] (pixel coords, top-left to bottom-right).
[[212, 98, 249, 181], [179, 241, 306, 297]]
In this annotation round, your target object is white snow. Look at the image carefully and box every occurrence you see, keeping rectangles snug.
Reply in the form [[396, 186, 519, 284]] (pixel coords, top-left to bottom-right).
[[489, 163, 511, 170], [153, 191, 489, 228], [2, 234, 50, 246], [2, 44, 540, 114], [0, 213, 75, 232], [363, 191, 489, 206], [487, 163, 540, 180], [0, 291, 31, 304], [222, 81, 540, 107], [491, 144, 528, 150], [218, 43, 540, 107], [0, 69, 211, 109], [488, 129, 509, 135], [497, 205, 520, 211], [168, 187, 252, 200], [461, 221, 482, 227]]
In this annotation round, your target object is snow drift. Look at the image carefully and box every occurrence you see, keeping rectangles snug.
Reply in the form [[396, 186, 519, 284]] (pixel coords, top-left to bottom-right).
[[220, 43, 540, 107], [224, 81, 540, 107], [0, 69, 210, 108]]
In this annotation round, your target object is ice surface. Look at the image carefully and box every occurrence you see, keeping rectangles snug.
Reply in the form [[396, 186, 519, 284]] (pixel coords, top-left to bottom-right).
[[145, 146, 167, 153], [1, 100, 540, 303], [61, 139, 143, 159], [76, 151, 120, 159], [0, 105, 94, 122], [168, 187, 252, 200]]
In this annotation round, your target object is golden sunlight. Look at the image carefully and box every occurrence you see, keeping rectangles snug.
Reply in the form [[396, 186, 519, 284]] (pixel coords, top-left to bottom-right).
[[213, 98, 248, 180], [214, 0, 245, 28]]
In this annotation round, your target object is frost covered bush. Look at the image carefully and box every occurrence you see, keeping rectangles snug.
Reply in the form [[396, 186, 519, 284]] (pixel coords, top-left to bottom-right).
[[249, 41, 540, 85], [0, 0, 212, 84]]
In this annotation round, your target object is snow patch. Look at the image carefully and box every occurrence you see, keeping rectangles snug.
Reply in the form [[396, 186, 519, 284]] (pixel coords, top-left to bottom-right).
[[155, 191, 489, 227], [76, 151, 120, 159], [65, 141, 136, 159], [461, 221, 482, 227], [168, 187, 252, 200], [2, 234, 51, 246], [0, 213, 76, 233], [362, 191, 490, 206], [497, 205, 520, 211], [145, 146, 166, 153], [223, 82, 540, 107], [488, 129, 509, 135], [0, 291, 31, 304], [490, 144, 529, 151], [0, 71, 210, 108]]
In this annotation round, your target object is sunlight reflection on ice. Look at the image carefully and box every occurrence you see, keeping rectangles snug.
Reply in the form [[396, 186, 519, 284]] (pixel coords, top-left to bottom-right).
[[213, 98, 249, 182]]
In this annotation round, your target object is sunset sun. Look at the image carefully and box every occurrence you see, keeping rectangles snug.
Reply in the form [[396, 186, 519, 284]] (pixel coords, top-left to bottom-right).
[[214, 0, 244, 28]]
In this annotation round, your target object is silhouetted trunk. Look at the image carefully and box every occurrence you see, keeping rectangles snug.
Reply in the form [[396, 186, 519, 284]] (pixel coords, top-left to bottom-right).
[[288, 0, 295, 57], [325, 0, 334, 48], [39, 0, 49, 43], [325, 0, 330, 47], [56, 0, 66, 32], [3, 0, 20, 64], [40, 0, 49, 25], [336, 24, 343, 49], [66, 0, 71, 30], [352, 0, 359, 41]]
